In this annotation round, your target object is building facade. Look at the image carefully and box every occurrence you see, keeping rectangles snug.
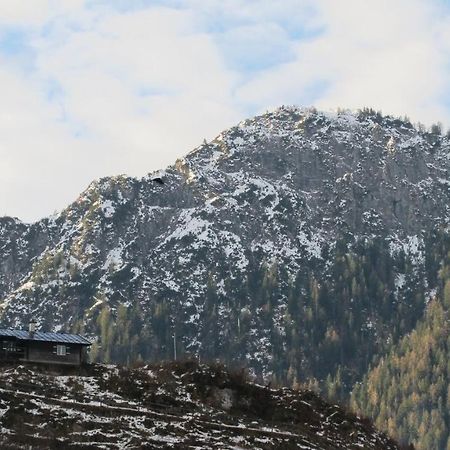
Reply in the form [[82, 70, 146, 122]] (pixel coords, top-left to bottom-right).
[[0, 323, 91, 366]]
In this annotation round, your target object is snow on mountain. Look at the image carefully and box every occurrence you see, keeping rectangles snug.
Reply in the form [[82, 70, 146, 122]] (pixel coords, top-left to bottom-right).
[[1, 106, 450, 382]]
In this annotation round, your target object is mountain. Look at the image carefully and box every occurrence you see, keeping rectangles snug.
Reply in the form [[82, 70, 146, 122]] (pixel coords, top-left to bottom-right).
[[1, 105, 450, 446], [0, 360, 402, 449]]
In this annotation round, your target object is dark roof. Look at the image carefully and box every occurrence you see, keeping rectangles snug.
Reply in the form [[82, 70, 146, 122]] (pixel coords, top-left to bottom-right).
[[0, 329, 91, 345]]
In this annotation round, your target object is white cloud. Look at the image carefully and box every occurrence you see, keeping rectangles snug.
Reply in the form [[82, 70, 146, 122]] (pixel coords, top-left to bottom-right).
[[0, 63, 94, 221], [0, 0, 88, 26], [0, 1, 52, 26]]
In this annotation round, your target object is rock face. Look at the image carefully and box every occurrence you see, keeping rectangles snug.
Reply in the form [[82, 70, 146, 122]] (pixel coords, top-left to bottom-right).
[[0, 217, 51, 301], [0, 360, 401, 449], [1, 106, 450, 383]]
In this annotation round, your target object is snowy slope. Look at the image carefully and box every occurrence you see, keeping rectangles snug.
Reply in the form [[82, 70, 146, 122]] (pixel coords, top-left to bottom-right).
[[0, 106, 449, 381], [0, 360, 401, 449]]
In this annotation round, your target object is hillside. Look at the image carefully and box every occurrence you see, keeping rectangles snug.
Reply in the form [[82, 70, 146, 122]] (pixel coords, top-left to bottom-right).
[[351, 292, 450, 449], [0, 360, 401, 449], [1, 106, 450, 446]]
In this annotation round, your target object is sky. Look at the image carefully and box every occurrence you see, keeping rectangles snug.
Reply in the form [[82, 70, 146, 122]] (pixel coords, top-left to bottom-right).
[[1, 0, 450, 222]]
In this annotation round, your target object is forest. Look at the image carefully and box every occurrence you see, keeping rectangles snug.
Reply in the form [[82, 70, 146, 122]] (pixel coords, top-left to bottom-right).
[[74, 230, 450, 449]]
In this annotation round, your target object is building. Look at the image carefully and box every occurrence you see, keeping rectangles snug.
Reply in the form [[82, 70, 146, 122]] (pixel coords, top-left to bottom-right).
[[0, 320, 91, 366]]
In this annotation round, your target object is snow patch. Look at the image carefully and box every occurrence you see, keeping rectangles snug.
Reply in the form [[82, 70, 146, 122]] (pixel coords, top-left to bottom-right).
[[101, 200, 115, 218], [103, 245, 124, 271]]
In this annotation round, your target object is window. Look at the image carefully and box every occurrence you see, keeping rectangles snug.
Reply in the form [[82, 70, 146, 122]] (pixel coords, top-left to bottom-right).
[[56, 344, 67, 356], [2, 341, 17, 352], [2, 341, 23, 354]]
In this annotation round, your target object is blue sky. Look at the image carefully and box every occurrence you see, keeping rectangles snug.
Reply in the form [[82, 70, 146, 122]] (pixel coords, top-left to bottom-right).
[[1, 0, 450, 221]]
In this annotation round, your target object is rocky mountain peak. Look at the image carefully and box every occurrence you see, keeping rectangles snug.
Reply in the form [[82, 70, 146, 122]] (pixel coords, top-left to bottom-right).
[[1, 105, 447, 449], [0, 105, 449, 387]]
